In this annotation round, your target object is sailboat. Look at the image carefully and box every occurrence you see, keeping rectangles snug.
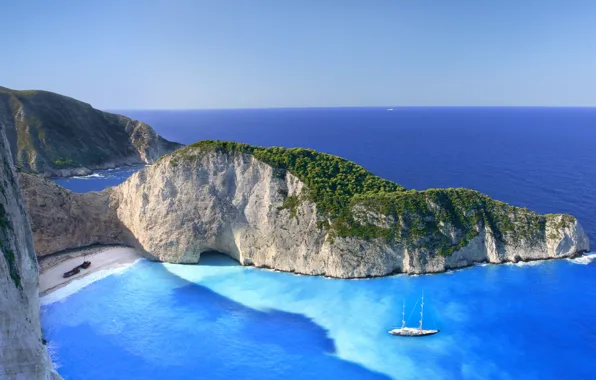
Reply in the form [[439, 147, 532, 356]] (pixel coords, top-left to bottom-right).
[[388, 292, 439, 337]]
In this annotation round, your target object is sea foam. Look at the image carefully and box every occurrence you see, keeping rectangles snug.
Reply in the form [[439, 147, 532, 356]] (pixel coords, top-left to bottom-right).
[[72, 173, 104, 179], [569, 252, 596, 265]]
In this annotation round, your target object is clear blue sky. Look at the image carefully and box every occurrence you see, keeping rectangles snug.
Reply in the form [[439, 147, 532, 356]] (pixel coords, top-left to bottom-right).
[[1, 1, 595, 109]]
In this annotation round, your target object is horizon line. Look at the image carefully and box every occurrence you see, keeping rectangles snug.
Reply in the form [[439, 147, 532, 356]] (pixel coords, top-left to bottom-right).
[[105, 105, 596, 112]]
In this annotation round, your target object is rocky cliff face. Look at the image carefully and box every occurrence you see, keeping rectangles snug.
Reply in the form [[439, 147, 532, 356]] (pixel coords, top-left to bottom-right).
[[110, 148, 589, 277], [19, 173, 139, 256], [0, 86, 183, 177], [22, 142, 590, 278], [0, 123, 61, 378]]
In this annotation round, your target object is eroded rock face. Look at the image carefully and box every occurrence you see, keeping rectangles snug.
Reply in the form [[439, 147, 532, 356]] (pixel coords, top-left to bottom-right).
[[22, 149, 590, 278], [0, 124, 61, 379], [112, 152, 331, 272], [18, 173, 139, 257], [0, 86, 183, 177]]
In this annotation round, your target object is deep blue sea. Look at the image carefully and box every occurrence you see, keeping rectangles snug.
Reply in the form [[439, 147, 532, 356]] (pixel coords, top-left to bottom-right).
[[42, 108, 596, 379]]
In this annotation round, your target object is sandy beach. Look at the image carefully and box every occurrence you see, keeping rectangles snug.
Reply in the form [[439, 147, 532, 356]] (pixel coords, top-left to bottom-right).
[[39, 246, 142, 296]]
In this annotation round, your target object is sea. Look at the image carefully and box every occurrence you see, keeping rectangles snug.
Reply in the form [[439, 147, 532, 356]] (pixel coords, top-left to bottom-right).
[[42, 108, 596, 380]]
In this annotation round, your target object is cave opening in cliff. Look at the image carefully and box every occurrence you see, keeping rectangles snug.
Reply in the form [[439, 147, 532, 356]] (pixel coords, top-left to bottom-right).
[[198, 250, 241, 267]]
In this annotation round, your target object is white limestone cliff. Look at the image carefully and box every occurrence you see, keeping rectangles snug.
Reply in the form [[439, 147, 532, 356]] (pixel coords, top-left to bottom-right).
[[109, 150, 589, 277], [21, 146, 588, 279], [0, 125, 61, 379]]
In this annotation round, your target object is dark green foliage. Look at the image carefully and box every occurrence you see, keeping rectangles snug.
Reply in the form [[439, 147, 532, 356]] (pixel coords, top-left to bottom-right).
[[0, 203, 7, 229], [0, 204, 21, 289], [0, 159, 22, 288], [53, 158, 78, 168], [272, 167, 286, 180], [171, 140, 572, 257], [316, 220, 331, 230], [177, 140, 405, 217], [345, 188, 548, 255], [278, 195, 300, 218], [2, 245, 22, 289]]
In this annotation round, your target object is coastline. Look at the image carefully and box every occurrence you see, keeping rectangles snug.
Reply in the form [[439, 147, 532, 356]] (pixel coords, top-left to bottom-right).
[[248, 250, 594, 279], [38, 245, 594, 293], [36, 246, 595, 305], [39, 246, 142, 297]]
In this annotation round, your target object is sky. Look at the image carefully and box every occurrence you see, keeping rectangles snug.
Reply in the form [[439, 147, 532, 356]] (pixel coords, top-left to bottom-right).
[[1, 0, 596, 109]]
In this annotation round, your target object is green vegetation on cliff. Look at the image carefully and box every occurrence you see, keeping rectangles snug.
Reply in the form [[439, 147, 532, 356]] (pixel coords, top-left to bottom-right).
[[0, 201, 22, 289], [1, 160, 22, 288], [171, 140, 575, 256], [278, 195, 300, 218], [52, 158, 78, 168], [172, 140, 405, 215]]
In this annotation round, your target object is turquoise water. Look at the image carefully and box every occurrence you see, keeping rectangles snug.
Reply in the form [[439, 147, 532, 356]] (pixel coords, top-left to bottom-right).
[[42, 253, 596, 379], [43, 108, 596, 379], [53, 166, 144, 193]]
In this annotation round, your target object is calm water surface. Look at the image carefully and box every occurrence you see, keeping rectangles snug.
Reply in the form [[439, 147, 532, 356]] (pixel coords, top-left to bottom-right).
[[43, 108, 596, 379]]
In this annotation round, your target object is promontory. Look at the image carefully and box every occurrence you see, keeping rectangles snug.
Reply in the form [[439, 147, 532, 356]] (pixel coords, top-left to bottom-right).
[[0, 86, 182, 177], [20, 140, 590, 278]]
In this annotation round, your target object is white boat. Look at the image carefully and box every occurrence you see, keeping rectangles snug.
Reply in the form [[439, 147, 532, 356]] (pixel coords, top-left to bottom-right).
[[388, 293, 439, 337]]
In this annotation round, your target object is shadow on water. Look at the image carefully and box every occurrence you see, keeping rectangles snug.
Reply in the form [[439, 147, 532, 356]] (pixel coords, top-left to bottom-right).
[[197, 251, 242, 267], [43, 259, 391, 380]]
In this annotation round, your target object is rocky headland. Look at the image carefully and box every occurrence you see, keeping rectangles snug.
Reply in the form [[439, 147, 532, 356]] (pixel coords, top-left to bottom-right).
[[0, 120, 61, 378], [20, 140, 590, 278], [0, 86, 183, 177]]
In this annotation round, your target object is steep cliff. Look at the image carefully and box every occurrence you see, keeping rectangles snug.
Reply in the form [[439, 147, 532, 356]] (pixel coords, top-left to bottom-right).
[[0, 122, 61, 378], [19, 173, 139, 256], [21, 141, 590, 278], [0, 86, 183, 177]]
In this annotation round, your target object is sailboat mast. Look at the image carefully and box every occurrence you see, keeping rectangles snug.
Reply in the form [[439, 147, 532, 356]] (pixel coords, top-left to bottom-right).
[[419, 292, 424, 331], [401, 301, 406, 328]]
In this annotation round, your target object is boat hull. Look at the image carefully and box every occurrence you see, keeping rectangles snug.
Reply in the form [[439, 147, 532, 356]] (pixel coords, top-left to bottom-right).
[[388, 328, 439, 337]]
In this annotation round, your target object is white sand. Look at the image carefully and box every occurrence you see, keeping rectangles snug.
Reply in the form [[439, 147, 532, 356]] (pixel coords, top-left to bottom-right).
[[39, 246, 142, 296]]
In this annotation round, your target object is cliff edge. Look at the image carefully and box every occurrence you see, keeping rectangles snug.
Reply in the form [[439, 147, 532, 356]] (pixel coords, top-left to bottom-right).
[[0, 121, 61, 378], [0, 86, 183, 177], [21, 141, 590, 278]]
